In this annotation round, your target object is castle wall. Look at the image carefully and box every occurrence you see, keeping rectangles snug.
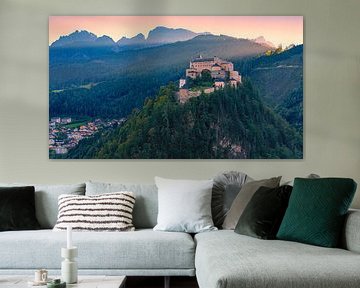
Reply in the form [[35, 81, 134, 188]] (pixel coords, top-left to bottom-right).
[[186, 69, 197, 79], [221, 62, 233, 71], [191, 61, 214, 72], [211, 65, 221, 71], [211, 70, 226, 79], [177, 87, 215, 103], [215, 81, 225, 88], [177, 89, 202, 104]]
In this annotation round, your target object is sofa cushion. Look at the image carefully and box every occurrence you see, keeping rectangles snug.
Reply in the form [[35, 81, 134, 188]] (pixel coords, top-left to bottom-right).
[[0, 229, 195, 271], [195, 230, 360, 288], [154, 177, 216, 233], [86, 181, 158, 229], [0, 183, 85, 228], [0, 186, 40, 231], [277, 178, 357, 247], [342, 209, 360, 253], [222, 176, 281, 229], [212, 171, 250, 228], [234, 185, 292, 239], [53, 192, 136, 232]]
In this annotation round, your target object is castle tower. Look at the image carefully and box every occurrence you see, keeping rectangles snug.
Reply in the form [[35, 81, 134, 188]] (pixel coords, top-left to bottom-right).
[[179, 79, 186, 89]]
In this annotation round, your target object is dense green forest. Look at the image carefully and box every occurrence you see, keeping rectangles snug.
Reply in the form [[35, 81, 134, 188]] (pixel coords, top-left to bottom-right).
[[233, 45, 303, 131], [49, 71, 177, 118], [49, 35, 271, 119], [64, 81, 302, 159], [50, 42, 303, 133]]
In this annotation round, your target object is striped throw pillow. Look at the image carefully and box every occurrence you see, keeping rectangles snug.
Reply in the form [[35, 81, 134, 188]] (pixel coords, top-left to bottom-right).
[[53, 192, 136, 231]]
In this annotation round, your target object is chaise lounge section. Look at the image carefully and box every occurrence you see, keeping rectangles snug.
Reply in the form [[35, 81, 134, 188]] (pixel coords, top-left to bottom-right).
[[195, 214, 360, 288]]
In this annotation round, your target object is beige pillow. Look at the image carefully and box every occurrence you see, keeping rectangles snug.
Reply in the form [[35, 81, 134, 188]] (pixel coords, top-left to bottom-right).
[[222, 176, 281, 230], [53, 192, 136, 232]]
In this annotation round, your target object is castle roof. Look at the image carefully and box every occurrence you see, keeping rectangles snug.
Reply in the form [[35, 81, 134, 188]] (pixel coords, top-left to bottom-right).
[[192, 57, 215, 63], [212, 63, 221, 67]]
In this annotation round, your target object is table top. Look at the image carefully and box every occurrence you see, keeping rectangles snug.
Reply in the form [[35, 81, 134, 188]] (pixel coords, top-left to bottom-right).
[[0, 275, 126, 288]]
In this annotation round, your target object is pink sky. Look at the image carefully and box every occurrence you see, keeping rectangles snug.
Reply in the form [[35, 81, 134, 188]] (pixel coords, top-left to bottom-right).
[[49, 16, 303, 47]]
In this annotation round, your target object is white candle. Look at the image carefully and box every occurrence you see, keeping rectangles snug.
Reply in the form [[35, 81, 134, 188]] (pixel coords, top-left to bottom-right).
[[67, 225, 72, 249]]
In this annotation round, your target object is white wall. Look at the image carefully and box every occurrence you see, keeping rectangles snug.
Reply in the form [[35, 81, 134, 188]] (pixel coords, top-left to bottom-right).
[[0, 0, 359, 208]]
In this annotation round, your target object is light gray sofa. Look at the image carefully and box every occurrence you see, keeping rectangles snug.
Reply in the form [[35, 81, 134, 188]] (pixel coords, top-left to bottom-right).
[[0, 181, 359, 288], [195, 212, 360, 288]]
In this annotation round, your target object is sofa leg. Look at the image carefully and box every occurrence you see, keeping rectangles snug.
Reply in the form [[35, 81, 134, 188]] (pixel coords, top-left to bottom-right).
[[164, 276, 170, 288]]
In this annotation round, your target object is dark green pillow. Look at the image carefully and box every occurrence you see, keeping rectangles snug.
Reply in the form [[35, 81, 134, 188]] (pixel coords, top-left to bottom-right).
[[235, 185, 292, 239], [277, 178, 357, 247], [0, 186, 41, 231]]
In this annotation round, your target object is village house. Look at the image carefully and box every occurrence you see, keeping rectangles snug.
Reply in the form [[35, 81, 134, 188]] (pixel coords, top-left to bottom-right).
[[61, 117, 72, 124]]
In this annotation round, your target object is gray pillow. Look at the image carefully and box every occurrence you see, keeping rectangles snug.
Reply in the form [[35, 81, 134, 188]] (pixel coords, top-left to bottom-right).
[[283, 173, 320, 186], [212, 171, 251, 228], [86, 181, 158, 229], [153, 177, 217, 233], [0, 183, 85, 228], [222, 176, 281, 230]]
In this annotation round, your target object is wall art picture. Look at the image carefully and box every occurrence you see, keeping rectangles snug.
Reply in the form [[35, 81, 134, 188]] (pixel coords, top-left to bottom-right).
[[49, 16, 303, 159]]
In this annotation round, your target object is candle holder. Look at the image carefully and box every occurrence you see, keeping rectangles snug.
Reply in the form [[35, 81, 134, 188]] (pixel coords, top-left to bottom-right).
[[61, 247, 78, 284]]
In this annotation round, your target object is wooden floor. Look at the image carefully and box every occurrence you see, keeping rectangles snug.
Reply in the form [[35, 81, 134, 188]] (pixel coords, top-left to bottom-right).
[[126, 276, 199, 288]]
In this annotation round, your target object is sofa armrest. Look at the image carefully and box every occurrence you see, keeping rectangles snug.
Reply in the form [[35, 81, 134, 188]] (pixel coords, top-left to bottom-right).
[[342, 209, 360, 253]]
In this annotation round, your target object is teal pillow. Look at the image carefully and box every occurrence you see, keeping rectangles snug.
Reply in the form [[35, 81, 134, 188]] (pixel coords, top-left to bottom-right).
[[277, 178, 357, 247]]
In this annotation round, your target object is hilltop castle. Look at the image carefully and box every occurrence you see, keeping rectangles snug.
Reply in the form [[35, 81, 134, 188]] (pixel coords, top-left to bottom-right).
[[177, 56, 242, 103], [182, 56, 241, 88]]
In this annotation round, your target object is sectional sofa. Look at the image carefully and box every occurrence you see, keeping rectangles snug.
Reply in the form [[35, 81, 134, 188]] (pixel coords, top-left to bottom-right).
[[0, 181, 359, 288]]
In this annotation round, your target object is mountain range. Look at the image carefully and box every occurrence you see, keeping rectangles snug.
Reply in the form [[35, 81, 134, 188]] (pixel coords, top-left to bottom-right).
[[49, 33, 273, 88], [117, 26, 202, 47], [252, 36, 275, 48], [51, 30, 114, 47], [50, 26, 274, 51], [51, 26, 203, 49]]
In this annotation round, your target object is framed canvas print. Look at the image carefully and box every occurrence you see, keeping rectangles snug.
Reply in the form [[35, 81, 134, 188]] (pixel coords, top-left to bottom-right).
[[49, 16, 303, 159]]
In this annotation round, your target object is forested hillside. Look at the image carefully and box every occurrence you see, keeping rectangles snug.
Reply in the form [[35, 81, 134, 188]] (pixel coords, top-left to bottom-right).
[[234, 45, 303, 131], [245, 45, 303, 104], [49, 35, 270, 119], [65, 81, 302, 159]]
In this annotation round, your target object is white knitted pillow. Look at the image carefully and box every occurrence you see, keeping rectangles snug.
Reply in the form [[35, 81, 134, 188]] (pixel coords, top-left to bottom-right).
[[53, 192, 135, 231]]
